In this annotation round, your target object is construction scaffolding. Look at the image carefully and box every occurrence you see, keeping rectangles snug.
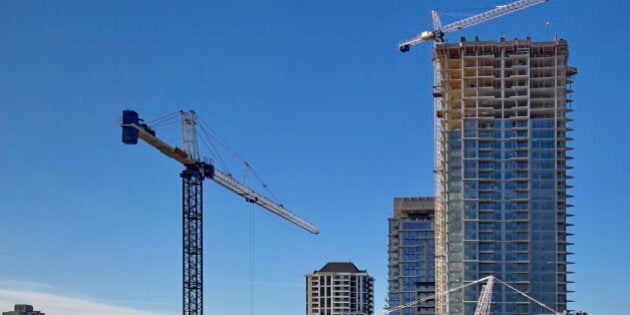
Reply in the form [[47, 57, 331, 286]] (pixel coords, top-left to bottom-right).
[[433, 46, 449, 315]]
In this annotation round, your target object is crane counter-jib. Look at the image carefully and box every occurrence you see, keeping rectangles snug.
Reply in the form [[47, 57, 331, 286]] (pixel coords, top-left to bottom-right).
[[121, 122, 196, 166]]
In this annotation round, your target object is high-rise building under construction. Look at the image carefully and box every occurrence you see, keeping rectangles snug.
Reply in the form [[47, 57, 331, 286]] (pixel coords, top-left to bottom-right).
[[432, 37, 576, 315]]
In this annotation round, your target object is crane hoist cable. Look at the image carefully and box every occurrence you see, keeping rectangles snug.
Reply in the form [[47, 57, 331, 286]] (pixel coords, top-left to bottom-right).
[[250, 201, 256, 315], [246, 166, 256, 315]]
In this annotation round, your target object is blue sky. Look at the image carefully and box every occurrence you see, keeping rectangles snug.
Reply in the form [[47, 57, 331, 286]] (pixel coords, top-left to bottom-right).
[[0, 0, 628, 314]]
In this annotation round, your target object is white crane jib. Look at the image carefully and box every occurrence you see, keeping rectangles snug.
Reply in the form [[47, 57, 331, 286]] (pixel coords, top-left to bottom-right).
[[399, 0, 549, 52]]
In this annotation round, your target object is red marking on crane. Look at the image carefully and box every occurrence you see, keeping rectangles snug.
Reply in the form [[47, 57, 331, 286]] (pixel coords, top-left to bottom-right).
[[174, 147, 188, 158]]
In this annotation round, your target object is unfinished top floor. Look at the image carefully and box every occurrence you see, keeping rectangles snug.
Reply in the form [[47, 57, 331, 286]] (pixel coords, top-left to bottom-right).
[[435, 36, 574, 60]]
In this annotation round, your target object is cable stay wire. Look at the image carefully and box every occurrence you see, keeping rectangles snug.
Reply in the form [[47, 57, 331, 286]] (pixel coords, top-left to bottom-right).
[[149, 120, 181, 134], [438, 5, 496, 15], [197, 118, 281, 203], [198, 118, 249, 163], [243, 162, 280, 203], [143, 111, 281, 204], [435, 5, 500, 22], [142, 112, 282, 204], [196, 123, 239, 173], [195, 115, 306, 235], [196, 126, 232, 174], [147, 111, 181, 127]]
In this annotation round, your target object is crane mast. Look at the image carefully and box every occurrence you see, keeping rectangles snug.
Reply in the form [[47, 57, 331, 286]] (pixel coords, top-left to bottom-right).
[[121, 110, 318, 315], [181, 164, 204, 315]]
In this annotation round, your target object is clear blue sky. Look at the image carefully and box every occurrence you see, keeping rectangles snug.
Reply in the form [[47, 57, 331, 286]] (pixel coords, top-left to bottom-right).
[[0, 0, 627, 314]]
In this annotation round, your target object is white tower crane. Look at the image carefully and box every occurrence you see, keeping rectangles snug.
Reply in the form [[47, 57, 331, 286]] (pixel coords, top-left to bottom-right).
[[399, 0, 548, 52]]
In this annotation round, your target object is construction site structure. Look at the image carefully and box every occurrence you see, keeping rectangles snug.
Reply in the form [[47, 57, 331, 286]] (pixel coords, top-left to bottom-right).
[[432, 37, 575, 315], [397, 1, 576, 314], [121, 110, 319, 315], [385, 275, 564, 315]]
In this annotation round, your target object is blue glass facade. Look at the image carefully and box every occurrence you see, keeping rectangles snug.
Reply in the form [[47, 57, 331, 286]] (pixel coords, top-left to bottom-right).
[[388, 197, 436, 315], [434, 38, 575, 315]]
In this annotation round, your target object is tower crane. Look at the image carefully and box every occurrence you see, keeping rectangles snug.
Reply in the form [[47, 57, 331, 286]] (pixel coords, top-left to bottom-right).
[[399, 0, 548, 52], [120, 110, 319, 315]]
